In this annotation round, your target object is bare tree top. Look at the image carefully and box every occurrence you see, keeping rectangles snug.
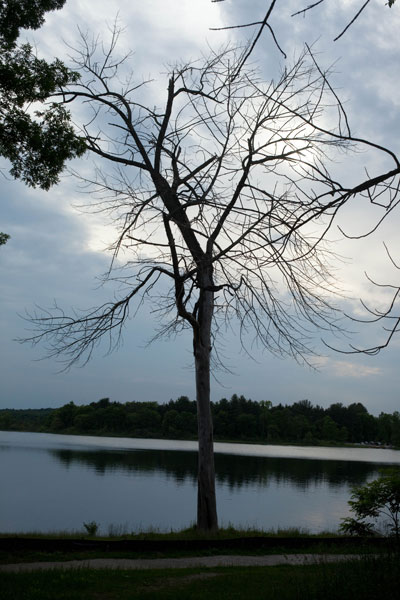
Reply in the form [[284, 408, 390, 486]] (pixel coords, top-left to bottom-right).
[[21, 34, 400, 368]]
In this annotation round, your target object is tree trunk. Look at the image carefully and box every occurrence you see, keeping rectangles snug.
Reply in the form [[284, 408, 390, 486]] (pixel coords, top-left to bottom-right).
[[194, 278, 218, 532]]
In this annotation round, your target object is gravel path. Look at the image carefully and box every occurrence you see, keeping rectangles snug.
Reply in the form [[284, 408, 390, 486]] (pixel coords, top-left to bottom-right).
[[0, 554, 367, 572]]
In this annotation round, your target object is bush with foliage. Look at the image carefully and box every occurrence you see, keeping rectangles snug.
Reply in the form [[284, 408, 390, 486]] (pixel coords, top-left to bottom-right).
[[340, 469, 400, 539]]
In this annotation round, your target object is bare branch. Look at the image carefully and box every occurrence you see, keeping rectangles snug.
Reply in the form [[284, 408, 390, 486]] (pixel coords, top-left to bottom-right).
[[333, 0, 372, 41]]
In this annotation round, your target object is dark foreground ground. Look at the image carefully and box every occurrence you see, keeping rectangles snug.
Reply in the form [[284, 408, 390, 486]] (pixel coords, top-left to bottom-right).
[[0, 536, 399, 600], [0, 533, 391, 558]]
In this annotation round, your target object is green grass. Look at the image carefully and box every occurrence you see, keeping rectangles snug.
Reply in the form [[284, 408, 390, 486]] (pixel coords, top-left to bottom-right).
[[0, 524, 337, 541], [1, 554, 399, 599], [107, 524, 319, 540], [0, 530, 84, 539]]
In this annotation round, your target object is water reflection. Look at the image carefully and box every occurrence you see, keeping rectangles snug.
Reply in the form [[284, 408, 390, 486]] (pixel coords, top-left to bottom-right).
[[52, 448, 197, 482], [51, 447, 383, 491], [2, 431, 397, 533]]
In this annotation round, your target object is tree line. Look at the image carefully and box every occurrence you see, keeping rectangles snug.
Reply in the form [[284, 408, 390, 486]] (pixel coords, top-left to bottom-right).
[[1, 396, 399, 447]]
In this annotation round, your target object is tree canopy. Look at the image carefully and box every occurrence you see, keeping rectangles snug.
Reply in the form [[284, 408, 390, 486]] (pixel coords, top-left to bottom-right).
[[0, 0, 86, 189], [0, 0, 66, 48], [0, 231, 9, 245]]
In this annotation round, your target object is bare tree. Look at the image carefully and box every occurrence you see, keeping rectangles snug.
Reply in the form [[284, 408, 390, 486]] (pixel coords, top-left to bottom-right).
[[23, 35, 400, 530]]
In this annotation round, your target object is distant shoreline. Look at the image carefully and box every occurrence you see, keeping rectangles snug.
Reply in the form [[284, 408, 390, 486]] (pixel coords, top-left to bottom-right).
[[1, 396, 399, 449], [1, 427, 398, 452]]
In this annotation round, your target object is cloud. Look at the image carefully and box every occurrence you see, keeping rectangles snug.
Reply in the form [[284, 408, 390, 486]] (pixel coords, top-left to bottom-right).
[[32, 0, 227, 71], [330, 360, 383, 379], [304, 354, 383, 379]]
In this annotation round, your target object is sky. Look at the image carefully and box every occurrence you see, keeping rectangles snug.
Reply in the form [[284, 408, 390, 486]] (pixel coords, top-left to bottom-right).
[[1, 0, 400, 415]]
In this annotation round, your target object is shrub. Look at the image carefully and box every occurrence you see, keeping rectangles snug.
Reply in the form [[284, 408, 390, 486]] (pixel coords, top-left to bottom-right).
[[340, 469, 400, 539], [83, 521, 99, 536]]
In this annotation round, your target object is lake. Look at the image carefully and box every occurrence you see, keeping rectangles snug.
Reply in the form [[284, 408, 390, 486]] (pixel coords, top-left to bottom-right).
[[1, 430, 400, 535]]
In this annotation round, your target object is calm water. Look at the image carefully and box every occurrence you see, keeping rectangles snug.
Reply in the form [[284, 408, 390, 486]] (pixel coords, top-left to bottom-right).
[[1, 431, 400, 535]]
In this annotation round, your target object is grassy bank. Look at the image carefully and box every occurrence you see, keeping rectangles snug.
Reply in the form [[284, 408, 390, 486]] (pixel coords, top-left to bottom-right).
[[0, 527, 390, 565], [0, 524, 337, 541], [1, 554, 400, 600], [1, 528, 397, 599]]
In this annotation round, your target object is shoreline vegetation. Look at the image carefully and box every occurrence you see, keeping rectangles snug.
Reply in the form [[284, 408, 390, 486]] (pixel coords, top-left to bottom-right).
[[1, 396, 399, 449], [0, 525, 346, 540], [0, 525, 393, 557]]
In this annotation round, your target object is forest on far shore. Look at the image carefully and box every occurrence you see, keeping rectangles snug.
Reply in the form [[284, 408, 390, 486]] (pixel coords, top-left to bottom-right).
[[1, 396, 399, 447]]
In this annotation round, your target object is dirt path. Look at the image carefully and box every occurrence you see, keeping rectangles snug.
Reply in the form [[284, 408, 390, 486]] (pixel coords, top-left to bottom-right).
[[0, 554, 368, 572]]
